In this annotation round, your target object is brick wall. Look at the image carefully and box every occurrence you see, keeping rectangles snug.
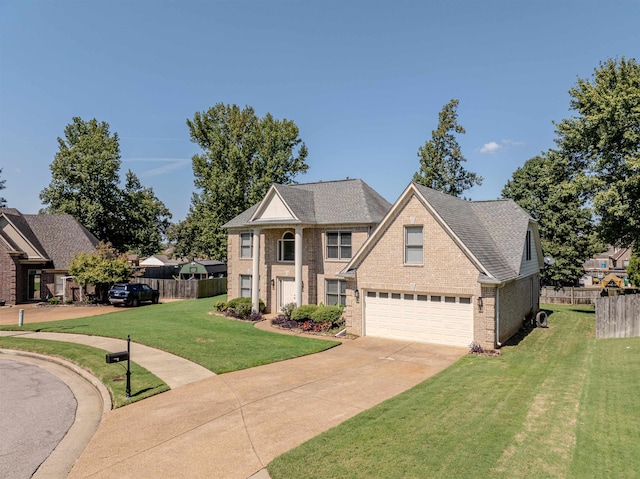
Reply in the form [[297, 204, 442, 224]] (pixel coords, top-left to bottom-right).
[[227, 225, 374, 313], [497, 275, 540, 344], [0, 244, 18, 304]]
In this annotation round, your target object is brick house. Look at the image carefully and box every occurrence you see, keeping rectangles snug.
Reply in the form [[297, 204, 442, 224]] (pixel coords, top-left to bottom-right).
[[225, 180, 542, 349], [0, 208, 99, 304]]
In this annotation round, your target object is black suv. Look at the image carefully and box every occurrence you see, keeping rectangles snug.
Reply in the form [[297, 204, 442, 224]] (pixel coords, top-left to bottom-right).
[[108, 283, 160, 307]]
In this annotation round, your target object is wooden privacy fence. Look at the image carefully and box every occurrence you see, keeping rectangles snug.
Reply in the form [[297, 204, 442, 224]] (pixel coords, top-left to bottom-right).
[[131, 277, 227, 300], [540, 286, 601, 305], [596, 294, 640, 339]]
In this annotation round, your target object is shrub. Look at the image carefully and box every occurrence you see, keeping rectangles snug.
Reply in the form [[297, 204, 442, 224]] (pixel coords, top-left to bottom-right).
[[310, 304, 344, 325], [227, 297, 265, 313], [235, 302, 252, 319], [271, 315, 299, 329], [214, 301, 228, 312], [282, 302, 297, 320], [469, 341, 485, 354], [271, 314, 288, 325], [291, 304, 319, 321], [65, 298, 74, 305], [48, 297, 61, 305], [247, 310, 263, 322]]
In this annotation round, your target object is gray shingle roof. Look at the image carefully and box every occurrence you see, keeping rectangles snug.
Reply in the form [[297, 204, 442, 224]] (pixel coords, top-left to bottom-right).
[[413, 183, 534, 281], [224, 179, 392, 228], [1, 209, 99, 270]]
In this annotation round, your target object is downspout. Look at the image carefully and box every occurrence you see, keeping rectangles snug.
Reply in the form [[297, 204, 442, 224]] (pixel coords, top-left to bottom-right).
[[495, 286, 502, 348]]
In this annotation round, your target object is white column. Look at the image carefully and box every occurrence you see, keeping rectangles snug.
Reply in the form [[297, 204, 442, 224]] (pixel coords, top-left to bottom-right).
[[252, 229, 261, 313], [295, 227, 303, 307]]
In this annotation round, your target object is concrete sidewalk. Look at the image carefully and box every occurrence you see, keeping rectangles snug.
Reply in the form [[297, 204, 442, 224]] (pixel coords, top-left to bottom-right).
[[67, 337, 466, 479], [0, 331, 215, 389]]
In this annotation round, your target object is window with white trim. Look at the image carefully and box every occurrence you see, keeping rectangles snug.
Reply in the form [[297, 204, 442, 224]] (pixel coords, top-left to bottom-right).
[[326, 279, 346, 306], [277, 232, 295, 262], [240, 275, 252, 298], [326, 231, 352, 260], [54, 274, 64, 296], [240, 233, 252, 259], [405, 226, 423, 264]]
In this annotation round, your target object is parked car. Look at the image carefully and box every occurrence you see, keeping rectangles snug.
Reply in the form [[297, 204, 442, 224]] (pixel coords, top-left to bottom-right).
[[108, 283, 159, 307]]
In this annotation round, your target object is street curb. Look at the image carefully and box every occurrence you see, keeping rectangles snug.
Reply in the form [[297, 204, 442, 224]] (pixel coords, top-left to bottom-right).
[[0, 348, 112, 413]]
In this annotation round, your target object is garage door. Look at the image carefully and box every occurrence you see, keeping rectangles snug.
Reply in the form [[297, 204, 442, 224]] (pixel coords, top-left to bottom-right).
[[364, 291, 474, 347]]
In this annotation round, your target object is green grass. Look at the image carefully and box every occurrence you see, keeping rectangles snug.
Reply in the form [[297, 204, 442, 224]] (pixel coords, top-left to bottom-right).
[[0, 337, 168, 408], [268, 304, 640, 479], [0, 296, 339, 373]]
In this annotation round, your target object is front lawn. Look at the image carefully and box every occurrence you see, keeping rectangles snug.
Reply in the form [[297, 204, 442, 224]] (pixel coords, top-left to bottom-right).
[[0, 337, 168, 408], [268, 304, 640, 479], [0, 296, 339, 373]]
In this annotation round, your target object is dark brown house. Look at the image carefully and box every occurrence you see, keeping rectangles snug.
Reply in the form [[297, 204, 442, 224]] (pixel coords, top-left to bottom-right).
[[0, 208, 99, 304]]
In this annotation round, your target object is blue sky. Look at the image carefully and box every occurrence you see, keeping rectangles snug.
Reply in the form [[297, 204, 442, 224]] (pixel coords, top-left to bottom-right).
[[1, 0, 638, 222]]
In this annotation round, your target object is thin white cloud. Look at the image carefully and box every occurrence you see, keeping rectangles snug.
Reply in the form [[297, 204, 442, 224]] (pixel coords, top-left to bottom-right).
[[478, 139, 526, 154], [502, 139, 526, 146], [479, 141, 503, 154], [122, 157, 191, 177]]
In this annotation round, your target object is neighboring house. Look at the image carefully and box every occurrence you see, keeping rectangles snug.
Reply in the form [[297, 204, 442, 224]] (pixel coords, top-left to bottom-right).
[[224, 180, 542, 349], [0, 208, 99, 304], [179, 260, 227, 279], [582, 245, 632, 286], [140, 254, 181, 267]]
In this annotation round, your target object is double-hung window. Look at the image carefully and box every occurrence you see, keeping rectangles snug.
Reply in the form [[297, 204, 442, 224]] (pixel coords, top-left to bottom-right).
[[240, 233, 252, 259], [278, 232, 295, 262], [326, 279, 346, 306], [240, 275, 252, 298], [404, 226, 423, 264], [326, 231, 352, 260]]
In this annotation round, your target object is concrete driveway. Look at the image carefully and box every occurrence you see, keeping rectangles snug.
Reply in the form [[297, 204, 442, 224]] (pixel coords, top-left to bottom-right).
[[69, 337, 466, 479]]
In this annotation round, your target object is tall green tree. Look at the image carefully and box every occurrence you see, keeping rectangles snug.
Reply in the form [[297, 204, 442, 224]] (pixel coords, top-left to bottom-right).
[[40, 117, 171, 254], [502, 152, 600, 286], [119, 171, 172, 256], [40, 117, 122, 241], [413, 99, 482, 197], [0, 168, 6, 207], [170, 103, 309, 260], [555, 57, 640, 247]]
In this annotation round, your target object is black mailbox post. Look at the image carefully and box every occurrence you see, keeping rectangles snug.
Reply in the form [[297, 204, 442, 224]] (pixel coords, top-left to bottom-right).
[[105, 335, 131, 397]]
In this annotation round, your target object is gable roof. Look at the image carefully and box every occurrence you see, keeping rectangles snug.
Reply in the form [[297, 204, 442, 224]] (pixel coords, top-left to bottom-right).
[[343, 182, 540, 283], [224, 179, 392, 228], [0, 209, 99, 270]]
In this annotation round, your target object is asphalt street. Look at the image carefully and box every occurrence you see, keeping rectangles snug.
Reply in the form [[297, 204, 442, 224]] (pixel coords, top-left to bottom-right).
[[0, 359, 77, 478]]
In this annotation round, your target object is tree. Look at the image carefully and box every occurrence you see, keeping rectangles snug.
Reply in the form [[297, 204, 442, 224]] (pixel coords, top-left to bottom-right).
[[40, 117, 122, 241], [0, 168, 6, 207], [627, 250, 640, 287], [413, 99, 482, 197], [40, 117, 171, 254], [554, 57, 640, 247], [170, 103, 309, 260], [119, 171, 172, 256], [68, 242, 133, 301], [502, 152, 601, 286]]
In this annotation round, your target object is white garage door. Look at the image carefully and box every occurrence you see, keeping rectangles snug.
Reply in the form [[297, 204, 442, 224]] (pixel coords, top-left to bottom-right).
[[364, 291, 474, 347]]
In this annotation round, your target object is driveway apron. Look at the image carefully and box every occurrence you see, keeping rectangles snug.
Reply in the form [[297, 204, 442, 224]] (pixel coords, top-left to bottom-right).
[[68, 337, 465, 479]]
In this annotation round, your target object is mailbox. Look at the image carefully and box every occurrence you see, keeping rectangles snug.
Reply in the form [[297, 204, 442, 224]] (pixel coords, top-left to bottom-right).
[[106, 351, 129, 363]]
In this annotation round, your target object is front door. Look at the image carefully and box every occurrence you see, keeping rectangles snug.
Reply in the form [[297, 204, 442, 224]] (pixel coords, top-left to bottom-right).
[[278, 278, 296, 311], [28, 270, 41, 300]]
